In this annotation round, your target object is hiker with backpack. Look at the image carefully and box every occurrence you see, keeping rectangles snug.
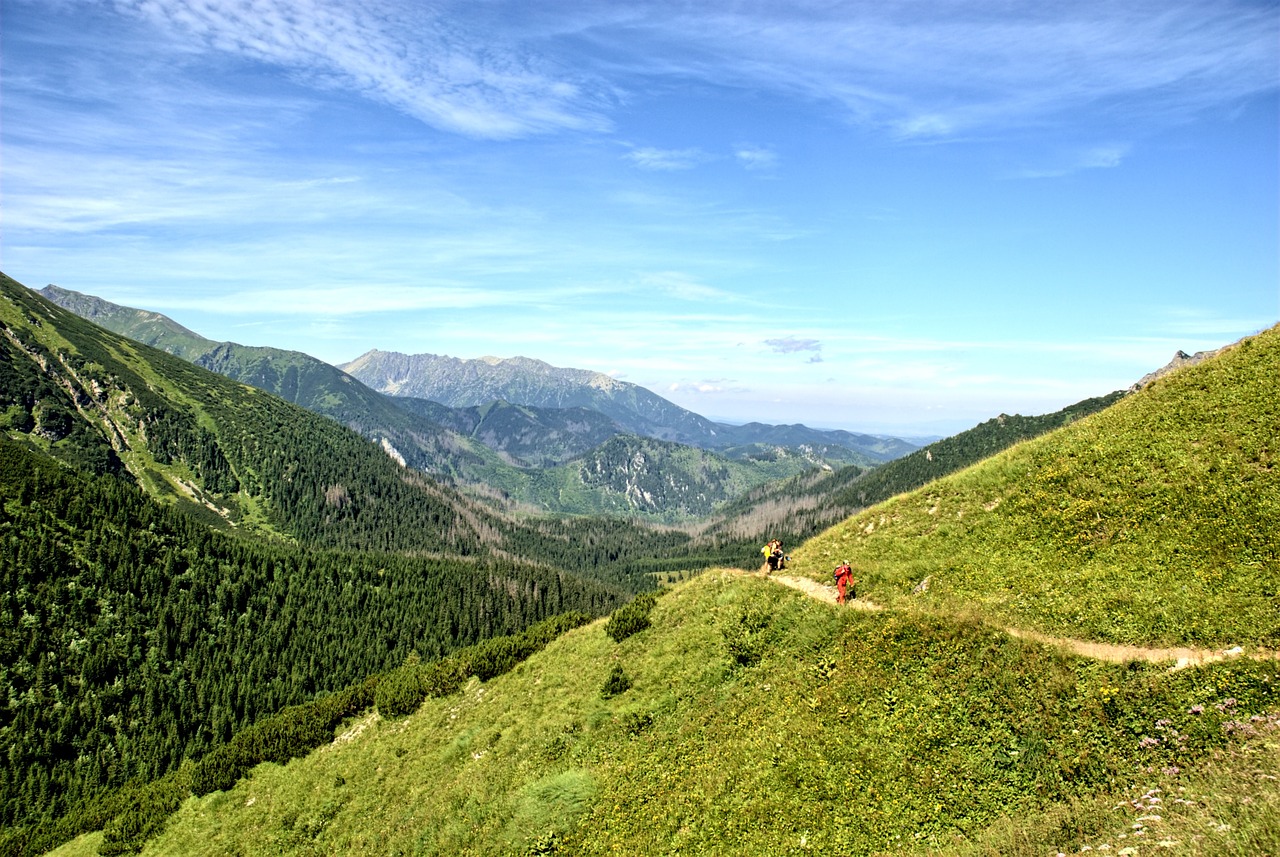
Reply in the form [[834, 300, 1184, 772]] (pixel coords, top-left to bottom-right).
[[833, 562, 856, 604], [767, 540, 786, 572]]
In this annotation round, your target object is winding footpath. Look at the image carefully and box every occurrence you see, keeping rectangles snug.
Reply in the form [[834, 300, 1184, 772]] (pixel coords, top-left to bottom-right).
[[749, 570, 1279, 671]]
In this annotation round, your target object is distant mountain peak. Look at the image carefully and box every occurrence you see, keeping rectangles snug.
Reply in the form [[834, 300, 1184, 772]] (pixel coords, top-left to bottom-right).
[[1130, 346, 1226, 392]]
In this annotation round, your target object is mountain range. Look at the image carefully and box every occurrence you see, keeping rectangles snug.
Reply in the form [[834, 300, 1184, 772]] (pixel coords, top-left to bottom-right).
[[339, 347, 920, 458], [7, 269, 1274, 855], [37, 285, 917, 519]]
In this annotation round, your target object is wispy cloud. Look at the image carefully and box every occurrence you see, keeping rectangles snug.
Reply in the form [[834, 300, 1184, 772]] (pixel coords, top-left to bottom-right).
[[21, 1, 1274, 146], [1013, 142, 1133, 178], [564, 1, 1278, 138], [637, 271, 738, 302], [1154, 308, 1278, 339], [668, 379, 749, 396], [625, 146, 709, 170], [734, 145, 777, 170], [765, 336, 822, 355], [107, 0, 608, 138]]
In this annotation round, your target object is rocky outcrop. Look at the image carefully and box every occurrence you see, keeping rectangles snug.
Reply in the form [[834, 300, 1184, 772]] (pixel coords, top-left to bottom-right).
[[1129, 347, 1225, 391]]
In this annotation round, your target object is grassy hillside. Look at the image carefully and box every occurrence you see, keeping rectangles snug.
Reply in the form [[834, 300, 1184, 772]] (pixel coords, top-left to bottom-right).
[[790, 325, 1280, 648], [695, 391, 1124, 547], [59, 571, 1278, 856], [33, 322, 1280, 855]]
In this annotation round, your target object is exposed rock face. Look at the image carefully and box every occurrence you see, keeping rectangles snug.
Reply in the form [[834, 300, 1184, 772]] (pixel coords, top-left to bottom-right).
[[1130, 347, 1225, 392], [339, 349, 720, 445], [340, 349, 920, 462]]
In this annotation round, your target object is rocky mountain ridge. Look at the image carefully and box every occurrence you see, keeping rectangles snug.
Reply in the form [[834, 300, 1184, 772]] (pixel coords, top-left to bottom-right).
[[340, 347, 918, 461], [35, 283, 885, 518], [1128, 346, 1228, 391]]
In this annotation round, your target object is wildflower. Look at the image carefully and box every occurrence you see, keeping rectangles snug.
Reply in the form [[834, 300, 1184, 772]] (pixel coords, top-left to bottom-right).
[[1155, 718, 1173, 728], [1188, 704, 1204, 715], [1138, 736, 1161, 748]]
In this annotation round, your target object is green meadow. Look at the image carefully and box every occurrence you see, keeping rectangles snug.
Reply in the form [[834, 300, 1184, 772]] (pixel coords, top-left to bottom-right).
[[50, 570, 1278, 856], [791, 326, 1279, 648], [43, 326, 1280, 855]]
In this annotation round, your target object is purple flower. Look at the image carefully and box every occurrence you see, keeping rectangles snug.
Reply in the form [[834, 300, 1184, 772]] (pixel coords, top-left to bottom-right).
[[1188, 705, 1204, 715]]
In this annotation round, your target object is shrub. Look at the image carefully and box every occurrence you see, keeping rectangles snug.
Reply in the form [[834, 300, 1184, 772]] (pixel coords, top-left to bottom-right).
[[620, 710, 653, 736], [606, 591, 662, 643], [722, 605, 772, 667], [380, 611, 595, 717], [376, 662, 426, 718], [192, 676, 379, 796], [600, 664, 632, 698], [99, 766, 191, 856]]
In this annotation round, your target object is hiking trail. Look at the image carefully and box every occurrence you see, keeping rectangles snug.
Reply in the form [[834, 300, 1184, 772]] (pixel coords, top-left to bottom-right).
[[741, 569, 1278, 671]]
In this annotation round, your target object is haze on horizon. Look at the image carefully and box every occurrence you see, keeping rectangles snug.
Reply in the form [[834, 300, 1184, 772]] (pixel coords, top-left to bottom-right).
[[2, 0, 1276, 436]]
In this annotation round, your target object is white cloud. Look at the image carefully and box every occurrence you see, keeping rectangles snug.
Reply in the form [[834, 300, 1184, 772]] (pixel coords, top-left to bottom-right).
[[1013, 142, 1133, 178], [1079, 144, 1129, 169], [638, 271, 737, 303], [1154, 308, 1278, 339], [625, 146, 709, 170], [765, 336, 822, 354], [556, 1, 1279, 138], [734, 145, 777, 170], [111, 0, 608, 138]]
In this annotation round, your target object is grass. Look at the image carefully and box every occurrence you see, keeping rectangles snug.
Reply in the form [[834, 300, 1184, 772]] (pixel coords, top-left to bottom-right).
[[54, 569, 1275, 856], [789, 325, 1280, 648], [33, 314, 1279, 855]]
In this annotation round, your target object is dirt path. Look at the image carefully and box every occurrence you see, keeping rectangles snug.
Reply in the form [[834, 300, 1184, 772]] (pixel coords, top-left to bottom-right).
[[745, 569, 1278, 671]]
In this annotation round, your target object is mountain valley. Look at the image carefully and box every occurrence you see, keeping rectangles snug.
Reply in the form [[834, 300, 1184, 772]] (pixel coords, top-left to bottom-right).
[[38, 285, 914, 520], [3, 273, 1277, 856]]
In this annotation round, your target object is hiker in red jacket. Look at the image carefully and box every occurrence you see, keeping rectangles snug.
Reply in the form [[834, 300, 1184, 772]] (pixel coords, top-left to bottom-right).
[[833, 562, 856, 604]]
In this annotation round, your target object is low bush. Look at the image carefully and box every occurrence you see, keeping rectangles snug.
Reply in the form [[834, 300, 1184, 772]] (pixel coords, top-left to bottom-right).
[[605, 591, 663, 643], [721, 605, 773, 667], [600, 664, 632, 698], [99, 766, 192, 856], [376, 611, 596, 719]]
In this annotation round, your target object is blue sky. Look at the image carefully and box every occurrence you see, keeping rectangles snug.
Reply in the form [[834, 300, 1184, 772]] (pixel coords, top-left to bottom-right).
[[2, 0, 1277, 435]]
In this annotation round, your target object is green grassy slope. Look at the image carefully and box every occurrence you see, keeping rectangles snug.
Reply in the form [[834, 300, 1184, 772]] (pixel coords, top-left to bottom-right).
[[81, 571, 1278, 856], [692, 390, 1124, 554], [41, 324, 1280, 856], [790, 325, 1280, 648]]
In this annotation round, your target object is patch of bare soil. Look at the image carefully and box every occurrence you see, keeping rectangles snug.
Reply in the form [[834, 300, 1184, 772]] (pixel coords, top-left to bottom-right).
[[735, 568, 1279, 670], [741, 567, 881, 610], [1003, 628, 1279, 670]]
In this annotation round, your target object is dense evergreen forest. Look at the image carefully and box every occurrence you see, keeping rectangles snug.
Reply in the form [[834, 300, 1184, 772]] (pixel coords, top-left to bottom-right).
[[0, 436, 623, 841]]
